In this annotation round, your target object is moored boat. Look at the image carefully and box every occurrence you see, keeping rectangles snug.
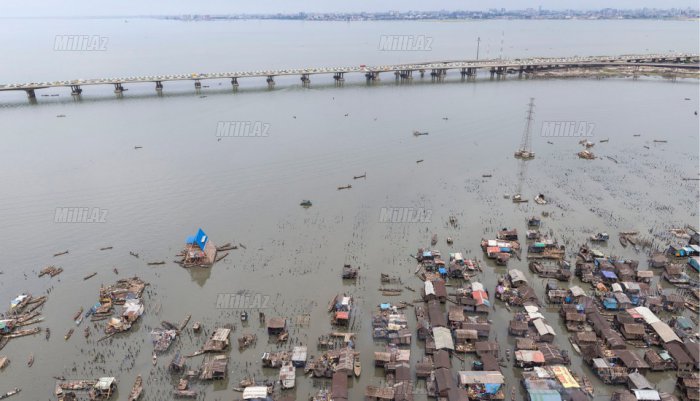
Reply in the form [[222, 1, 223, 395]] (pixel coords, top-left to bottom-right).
[[127, 375, 143, 401], [354, 358, 361, 377]]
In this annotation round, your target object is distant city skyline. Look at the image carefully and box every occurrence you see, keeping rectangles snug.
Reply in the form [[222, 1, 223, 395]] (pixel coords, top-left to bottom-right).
[[3, 0, 699, 18]]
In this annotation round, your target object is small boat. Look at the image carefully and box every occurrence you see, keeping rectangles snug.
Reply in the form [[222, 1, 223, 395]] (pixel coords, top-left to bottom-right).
[[240, 311, 248, 321], [134, 146, 143, 149], [0, 388, 20, 400], [192, 322, 201, 332], [300, 200, 312, 208], [416, 159, 424, 163], [569, 337, 581, 354], [64, 329, 74, 340], [84, 327, 90, 338], [512, 194, 529, 203], [27, 354, 33, 367], [327, 294, 338, 312], [354, 359, 361, 377], [83, 272, 97, 280], [127, 375, 143, 401], [73, 307, 84, 321], [353, 173, 366, 179], [53, 250, 69, 257], [337, 185, 352, 190], [534, 194, 547, 205], [599, 139, 609, 143], [147, 261, 165, 265], [590, 233, 609, 242], [413, 130, 428, 136], [431, 234, 438, 246], [619, 236, 629, 247], [446, 237, 453, 245], [45, 328, 50, 340], [129, 251, 139, 258], [152, 352, 157, 366], [100, 246, 113, 251], [113, 268, 119, 274], [581, 375, 594, 397]]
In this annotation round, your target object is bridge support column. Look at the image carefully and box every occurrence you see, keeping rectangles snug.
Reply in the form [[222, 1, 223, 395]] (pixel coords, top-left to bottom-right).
[[419, 69, 425, 78], [114, 83, 124, 94], [194, 80, 202, 90], [155, 81, 163, 92], [430, 69, 445, 81], [231, 78, 239, 90], [70, 85, 82, 96], [300, 74, 310, 87], [266, 76, 275, 88], [25, 89, 36, 99], [365, 72, 379, 84], [333, 72, 345, 86]]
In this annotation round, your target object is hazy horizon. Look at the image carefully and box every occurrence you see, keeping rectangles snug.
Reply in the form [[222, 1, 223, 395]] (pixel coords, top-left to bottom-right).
[[3, 0, 699, 18]]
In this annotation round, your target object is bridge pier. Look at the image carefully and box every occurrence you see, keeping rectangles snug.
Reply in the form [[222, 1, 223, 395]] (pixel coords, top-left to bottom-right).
[[114, 83, 124, 94], [266, 76, 275, 88], [300, 74, 310, 87], [365, 71, 379, 84], [230, 77, 239, 90], [155, 81, 163, 92], [194, 80, 202, 90], [25, 89, 36, 99], [430, 69, 446, 81], [70, 85, 82, 96], [333, 72, 345, 86], [419, 69, 425, 78]]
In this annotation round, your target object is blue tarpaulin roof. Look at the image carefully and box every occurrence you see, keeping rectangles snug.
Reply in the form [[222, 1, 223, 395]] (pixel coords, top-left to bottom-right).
[[438, 267, 447, 274], [484, 384, 501, 394], [380, 303, 391, 310], [528, 389, 562, 401], [601, 270, 617, 279], [603, 298, 618, 309]]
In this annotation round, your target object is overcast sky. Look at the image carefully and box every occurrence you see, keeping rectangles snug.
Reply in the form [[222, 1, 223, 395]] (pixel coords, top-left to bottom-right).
[[3, 0, 698, 17]]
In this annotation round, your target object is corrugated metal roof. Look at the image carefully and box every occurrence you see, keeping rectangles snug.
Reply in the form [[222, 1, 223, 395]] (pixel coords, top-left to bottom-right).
[[458, 371, 504, 385], [243, 386, 268, 399], [433, 327, 454, 350], [509, 269, 527, 283], [424, 281, 435, 296], [632, 306, 660, 324], [633, 389, 661, 401], [650, 321, 681, 343]]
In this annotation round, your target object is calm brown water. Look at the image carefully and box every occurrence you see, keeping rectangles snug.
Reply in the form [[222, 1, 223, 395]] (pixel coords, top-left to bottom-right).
[[0, 18, 698, 401]]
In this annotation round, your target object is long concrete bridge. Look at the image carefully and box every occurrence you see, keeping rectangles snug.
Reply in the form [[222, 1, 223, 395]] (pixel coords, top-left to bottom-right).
[[2, 53, 697, 100]]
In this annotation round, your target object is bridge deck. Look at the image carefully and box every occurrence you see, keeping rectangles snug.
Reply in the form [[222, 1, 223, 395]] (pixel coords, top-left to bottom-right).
[[1, 53, 697, 92]]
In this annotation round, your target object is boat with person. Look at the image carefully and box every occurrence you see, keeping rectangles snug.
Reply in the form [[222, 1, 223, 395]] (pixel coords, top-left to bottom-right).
[[590, 233, 609, 242]]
